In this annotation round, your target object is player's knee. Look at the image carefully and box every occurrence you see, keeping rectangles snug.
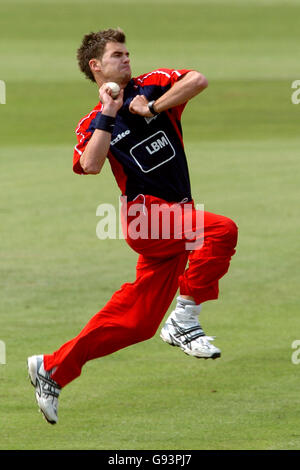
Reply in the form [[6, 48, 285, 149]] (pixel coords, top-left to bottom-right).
[[220, 217, 238, 247]]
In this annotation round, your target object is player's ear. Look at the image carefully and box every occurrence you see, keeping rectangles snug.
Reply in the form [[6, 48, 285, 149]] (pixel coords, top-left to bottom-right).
[[89, 58, 102, 75]]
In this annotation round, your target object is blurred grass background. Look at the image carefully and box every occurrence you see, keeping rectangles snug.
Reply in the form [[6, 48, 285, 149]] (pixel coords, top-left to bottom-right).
[[0, 0, 300, 450]]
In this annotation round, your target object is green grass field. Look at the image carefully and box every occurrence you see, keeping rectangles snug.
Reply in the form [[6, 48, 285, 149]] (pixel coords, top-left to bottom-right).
[[1, 0, 300, 450]]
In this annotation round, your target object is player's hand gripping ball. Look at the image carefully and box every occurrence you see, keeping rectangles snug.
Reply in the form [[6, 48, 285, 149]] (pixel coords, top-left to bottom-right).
[[99, 82, 120, 101]]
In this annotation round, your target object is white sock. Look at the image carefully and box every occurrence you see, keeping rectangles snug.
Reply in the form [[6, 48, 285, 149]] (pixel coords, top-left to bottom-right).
[[175, 296, 202, 319]]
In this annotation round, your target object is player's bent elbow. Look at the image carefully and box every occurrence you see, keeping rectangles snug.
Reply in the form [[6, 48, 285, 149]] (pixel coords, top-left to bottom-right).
[[81, 163, 101, 174], [86, 168, 101, 175], [196, 72, 208, 91], [84, 165, 101, 175], [189, 71, 208, 92], [201, 76, 208, 90], [80, 155, 102, 174]]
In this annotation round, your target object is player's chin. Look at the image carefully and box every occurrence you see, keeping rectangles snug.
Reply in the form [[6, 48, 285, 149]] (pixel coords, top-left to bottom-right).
[[119, 68, 131, 83]]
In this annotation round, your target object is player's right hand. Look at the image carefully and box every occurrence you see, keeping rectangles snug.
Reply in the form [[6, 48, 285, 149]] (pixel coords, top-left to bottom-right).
[[99, 84, 124, 117]]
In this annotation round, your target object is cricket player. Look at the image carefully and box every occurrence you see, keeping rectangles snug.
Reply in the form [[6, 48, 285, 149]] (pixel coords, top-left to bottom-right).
[[27, 28, 238, 424]]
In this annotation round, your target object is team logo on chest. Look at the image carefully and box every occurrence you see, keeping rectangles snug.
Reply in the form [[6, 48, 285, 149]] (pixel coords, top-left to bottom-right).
[[144, 115, 159, 124]]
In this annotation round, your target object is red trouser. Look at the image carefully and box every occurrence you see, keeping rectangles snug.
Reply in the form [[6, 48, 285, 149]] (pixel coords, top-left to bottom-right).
[[44, 195, 238, 387]]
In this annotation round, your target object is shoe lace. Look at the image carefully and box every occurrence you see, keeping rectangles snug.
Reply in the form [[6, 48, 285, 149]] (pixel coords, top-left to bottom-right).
[[171, 318, 206, 345], [38, 370, 61, 399]]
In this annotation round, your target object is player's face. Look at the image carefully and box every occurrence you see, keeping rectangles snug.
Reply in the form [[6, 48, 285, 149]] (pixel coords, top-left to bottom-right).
[[99, 42, 131, 86]]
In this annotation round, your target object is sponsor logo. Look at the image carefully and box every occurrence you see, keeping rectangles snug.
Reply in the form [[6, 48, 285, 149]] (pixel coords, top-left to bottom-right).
[[130, 131, 175, 173], [111, 129, 130, 146]]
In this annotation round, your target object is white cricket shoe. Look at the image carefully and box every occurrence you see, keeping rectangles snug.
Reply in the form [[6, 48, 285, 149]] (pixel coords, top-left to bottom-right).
[[27, 355, 61, 424], [160, 299, 221, 359]]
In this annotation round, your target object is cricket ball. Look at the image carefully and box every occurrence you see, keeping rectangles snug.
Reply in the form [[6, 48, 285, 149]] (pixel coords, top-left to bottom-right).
[[106, 82, 120, 99]]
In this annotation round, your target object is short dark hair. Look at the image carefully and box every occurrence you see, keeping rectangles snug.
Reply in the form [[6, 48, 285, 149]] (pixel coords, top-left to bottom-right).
[[77, 28, 126, 82]]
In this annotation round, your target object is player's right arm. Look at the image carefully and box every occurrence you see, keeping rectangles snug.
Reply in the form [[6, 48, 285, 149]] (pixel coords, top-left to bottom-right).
[[79, 85, 124, 175]]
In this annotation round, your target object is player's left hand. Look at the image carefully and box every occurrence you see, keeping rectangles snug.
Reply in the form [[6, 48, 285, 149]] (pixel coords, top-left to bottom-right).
[[129, 95, 153, 117]]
